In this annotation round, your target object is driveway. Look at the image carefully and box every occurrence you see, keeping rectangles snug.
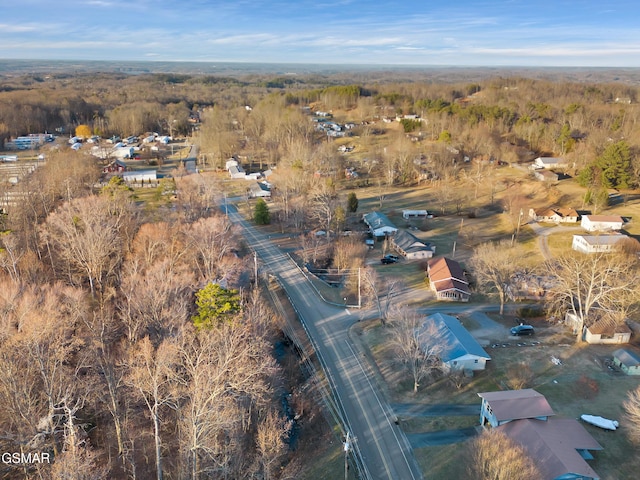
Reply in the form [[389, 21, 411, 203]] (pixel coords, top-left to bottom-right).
[[407, 428, 479, 448], [392, 404, 479, 417], [466, 311, 509, 344]]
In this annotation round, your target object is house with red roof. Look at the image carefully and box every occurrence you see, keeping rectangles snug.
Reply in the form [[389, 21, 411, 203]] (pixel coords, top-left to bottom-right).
[[426, 257, 470, 302]]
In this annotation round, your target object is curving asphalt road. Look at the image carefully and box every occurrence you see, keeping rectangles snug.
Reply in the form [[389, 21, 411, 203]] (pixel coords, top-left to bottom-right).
[[225, 204, 423, 480]]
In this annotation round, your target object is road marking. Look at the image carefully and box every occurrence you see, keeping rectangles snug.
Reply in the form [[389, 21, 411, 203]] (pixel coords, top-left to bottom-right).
[[345, 308, 351, 315]]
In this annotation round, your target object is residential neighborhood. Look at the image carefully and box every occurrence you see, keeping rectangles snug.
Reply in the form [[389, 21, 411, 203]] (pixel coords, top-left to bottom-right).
[[2, 65, 640, 480]]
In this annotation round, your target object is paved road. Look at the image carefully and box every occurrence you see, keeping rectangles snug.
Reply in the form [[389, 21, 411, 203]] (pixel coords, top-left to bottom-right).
[[225, 204, 423, 480]]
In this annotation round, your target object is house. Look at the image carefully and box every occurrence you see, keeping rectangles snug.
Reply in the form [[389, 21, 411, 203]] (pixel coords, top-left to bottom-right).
[[362, 211, 397, 237], [580, 214, 624, 232], [478, 389, 555, 428], [390, 230, 435, 260], [229, 165, 246, 179], [426, 257, 471, 302], [612, 348, 640, 375], [533, 157, 568, 169], [122, 170, 157, 184], [572, 233, 629, 254], [529, 207, 579, 224], [584, 317, 632, 345], [102, 159, 127, 173], [421, 313, 490, 372], [402, 209, 429, 219], [112, 146, 135, 159], [248, 182, 271, 198], [225, 158, 239, 170], [534, 170, 559, 182], [497, 418, 602, 480]]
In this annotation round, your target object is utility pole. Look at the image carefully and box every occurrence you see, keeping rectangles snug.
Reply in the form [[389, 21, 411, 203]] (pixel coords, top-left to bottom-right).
[[343, 432, 350, 480], [357, 267, 361, 308], [254, 251, 258, 288]]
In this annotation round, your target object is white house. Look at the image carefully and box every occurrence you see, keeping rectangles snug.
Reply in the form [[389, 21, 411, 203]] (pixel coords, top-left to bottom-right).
[[390, 229, 435, 259], [122, 170, 157, 184], [572, 233, 628, 253], [363, 211, 397, 237], [533, 157, 568, 169], [229, 165, 246, 179], [580, 214, 624, 232], [248, 182, 271, 198], [420, 313, 490, 372]]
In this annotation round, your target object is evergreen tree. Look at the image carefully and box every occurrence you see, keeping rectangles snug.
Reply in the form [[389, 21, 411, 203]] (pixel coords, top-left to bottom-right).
[[192, 283, 241, 328], [347, 192, 359, 213], [253, 198, 270, 225]]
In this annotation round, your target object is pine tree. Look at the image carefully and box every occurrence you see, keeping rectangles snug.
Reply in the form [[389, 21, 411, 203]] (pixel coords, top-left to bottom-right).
[[347, 192, 359, 213], [253, 198, 270, 225]]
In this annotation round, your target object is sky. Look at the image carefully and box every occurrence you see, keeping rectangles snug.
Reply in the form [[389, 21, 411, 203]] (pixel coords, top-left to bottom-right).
[[1, 0, 640, 67]]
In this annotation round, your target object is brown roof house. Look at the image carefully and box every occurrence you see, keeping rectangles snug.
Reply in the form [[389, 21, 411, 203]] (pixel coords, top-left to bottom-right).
[[426, 257, 470, 302], [478, 389, 603, 480], [529, 207, 579, 224]]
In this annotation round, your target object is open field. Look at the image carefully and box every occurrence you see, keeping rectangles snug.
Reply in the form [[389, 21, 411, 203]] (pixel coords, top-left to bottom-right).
[[355, 315, 640, 480]]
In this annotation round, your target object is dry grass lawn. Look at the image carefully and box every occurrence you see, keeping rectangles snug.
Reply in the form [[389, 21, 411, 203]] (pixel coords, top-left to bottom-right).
[[355, 316, 640, 480]]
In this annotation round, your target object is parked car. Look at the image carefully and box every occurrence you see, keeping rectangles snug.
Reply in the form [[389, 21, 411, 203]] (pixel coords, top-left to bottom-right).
[[511, 325, 535, 336], [381, 254, 399, 264]]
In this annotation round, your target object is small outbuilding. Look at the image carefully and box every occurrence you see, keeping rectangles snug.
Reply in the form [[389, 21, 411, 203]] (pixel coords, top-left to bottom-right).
[[584, 317, 632, 345], [612, 348, 640, 375]]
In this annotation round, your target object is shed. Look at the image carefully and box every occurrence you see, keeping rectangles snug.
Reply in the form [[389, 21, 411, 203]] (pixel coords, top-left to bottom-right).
[[612, 348, 640, 375], [584, 318, 631, 345]]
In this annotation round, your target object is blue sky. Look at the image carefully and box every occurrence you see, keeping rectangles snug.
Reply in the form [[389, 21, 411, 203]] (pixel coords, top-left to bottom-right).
[[1, 0, 640, 66]]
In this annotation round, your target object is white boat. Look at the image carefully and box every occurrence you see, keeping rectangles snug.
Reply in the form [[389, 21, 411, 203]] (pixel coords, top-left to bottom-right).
[[581, 414, 619, 431]]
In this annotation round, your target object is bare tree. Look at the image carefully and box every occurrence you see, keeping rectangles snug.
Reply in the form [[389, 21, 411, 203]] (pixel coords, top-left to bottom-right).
[[361, 268, 402, 325], [126, 336, 181, 480], [40, 195, 125, 299], [256, 409, 291, 480], [388, 308, 443, 393], [185, 214, 242, 284], [468, 429, 540, 480], [624, 385, 640, 445], [545, 252, 639, 342], [469, 240, 524, 315]]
